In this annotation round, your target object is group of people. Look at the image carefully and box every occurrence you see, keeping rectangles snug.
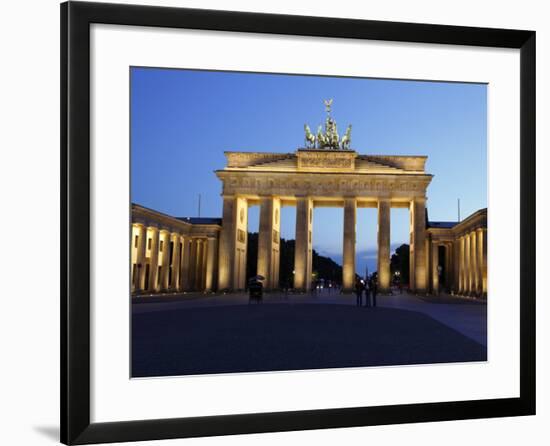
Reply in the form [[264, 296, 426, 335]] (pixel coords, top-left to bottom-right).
[[354, 275, 378, 307]]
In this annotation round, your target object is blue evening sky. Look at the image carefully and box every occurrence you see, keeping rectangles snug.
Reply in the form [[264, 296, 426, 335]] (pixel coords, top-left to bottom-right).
[[131, 67, 487, 274]]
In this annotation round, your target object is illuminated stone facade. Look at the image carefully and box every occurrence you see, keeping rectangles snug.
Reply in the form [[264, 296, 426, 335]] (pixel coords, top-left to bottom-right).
[[130, 204, 221, 295], [216, 148, 433, 293], [427, 208, 487, 298], [132, 151, 487, 297]]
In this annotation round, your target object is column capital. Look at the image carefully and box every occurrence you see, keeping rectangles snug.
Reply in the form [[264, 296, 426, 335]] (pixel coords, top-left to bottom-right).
[[344, 196, 357, 206]]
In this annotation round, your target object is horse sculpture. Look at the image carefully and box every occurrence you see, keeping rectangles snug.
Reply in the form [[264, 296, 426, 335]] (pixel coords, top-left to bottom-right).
[[304, 124, 316, 148], [316, 125, 327, 148], [340, 124, 352, 150]]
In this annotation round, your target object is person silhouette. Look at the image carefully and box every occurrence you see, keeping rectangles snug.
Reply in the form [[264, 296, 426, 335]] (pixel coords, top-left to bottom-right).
[[364, 278, 371, 307], [355, 278, 364, 307], [370, 276, 378, 307]]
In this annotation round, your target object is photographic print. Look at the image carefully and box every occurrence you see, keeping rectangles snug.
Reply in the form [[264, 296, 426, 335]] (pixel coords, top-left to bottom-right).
[[62, 4, 535, 442], [130, 68, 488, 378]]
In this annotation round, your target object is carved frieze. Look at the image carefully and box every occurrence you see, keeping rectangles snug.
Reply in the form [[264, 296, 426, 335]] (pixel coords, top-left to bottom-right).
[[297, 149, 356, 170], [219, 172, 431, 198]]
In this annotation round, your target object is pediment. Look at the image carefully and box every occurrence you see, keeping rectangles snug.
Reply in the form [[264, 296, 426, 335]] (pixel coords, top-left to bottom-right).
[[222, 150, 427, 175]]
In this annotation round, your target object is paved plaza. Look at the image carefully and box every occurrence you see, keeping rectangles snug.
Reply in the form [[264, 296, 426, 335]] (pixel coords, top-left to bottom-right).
[[132, 289, 487, 377]]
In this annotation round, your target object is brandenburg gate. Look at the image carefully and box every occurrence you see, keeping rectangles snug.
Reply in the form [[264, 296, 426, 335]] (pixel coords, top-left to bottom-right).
[[216, 100, 433, 293]]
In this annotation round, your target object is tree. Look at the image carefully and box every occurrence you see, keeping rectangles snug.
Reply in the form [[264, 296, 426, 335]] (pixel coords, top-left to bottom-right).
[[278, 237, 295, 288], [390, 243, 410, 285], [311, 249, 342, 285]]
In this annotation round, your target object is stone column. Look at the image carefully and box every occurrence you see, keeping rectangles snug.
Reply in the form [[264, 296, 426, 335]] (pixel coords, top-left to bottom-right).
[[197, 239, 203, 291], [481, 228, 488, 297], [457, 237, 461, 293], [257, 196, 281, 289], [204, 238, 209, 288], [476, 229, 483, 296], [177, 236, 185, 290], [132, 224, 147, 292], [201, 239, 209, 291], [194, 240, 202, 291], [205, 236, 218, 292], [159, 230, 171, 291], [341, 198, 357, 292], [472, 233, 478, 295], [170, 233, 181, 290], [470, 231, 479, 296], [459, 236, 465, 294], [294, 196, 313, 291], [218, 196, 236, 290], [409, 220, 415, 291], [464, 233, 471, 294], [188, 238, 198, 290], [410, 198, 427, 293], [180, 237, 191, 291], [431, 241, 439, 294], [138, 225, 148, 291], [131, 224, 138, 291], [272, 206, 281, 289], [195, 239, 202, 291], [234, 198, 248, 290], [147, 227, 160, 292], [377, 199, 391, 292]]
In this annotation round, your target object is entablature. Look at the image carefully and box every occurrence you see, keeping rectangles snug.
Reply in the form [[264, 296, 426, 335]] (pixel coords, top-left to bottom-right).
[[217, 170, 432, 199], [132, 204, 221, 237]]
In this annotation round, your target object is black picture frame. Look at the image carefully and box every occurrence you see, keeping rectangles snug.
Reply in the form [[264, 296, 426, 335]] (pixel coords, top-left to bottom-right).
[[61, 1, 536, 444]]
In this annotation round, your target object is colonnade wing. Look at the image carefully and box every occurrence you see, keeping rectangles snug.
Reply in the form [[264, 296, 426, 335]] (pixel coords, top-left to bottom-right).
[[130, 205, 221, 294]]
